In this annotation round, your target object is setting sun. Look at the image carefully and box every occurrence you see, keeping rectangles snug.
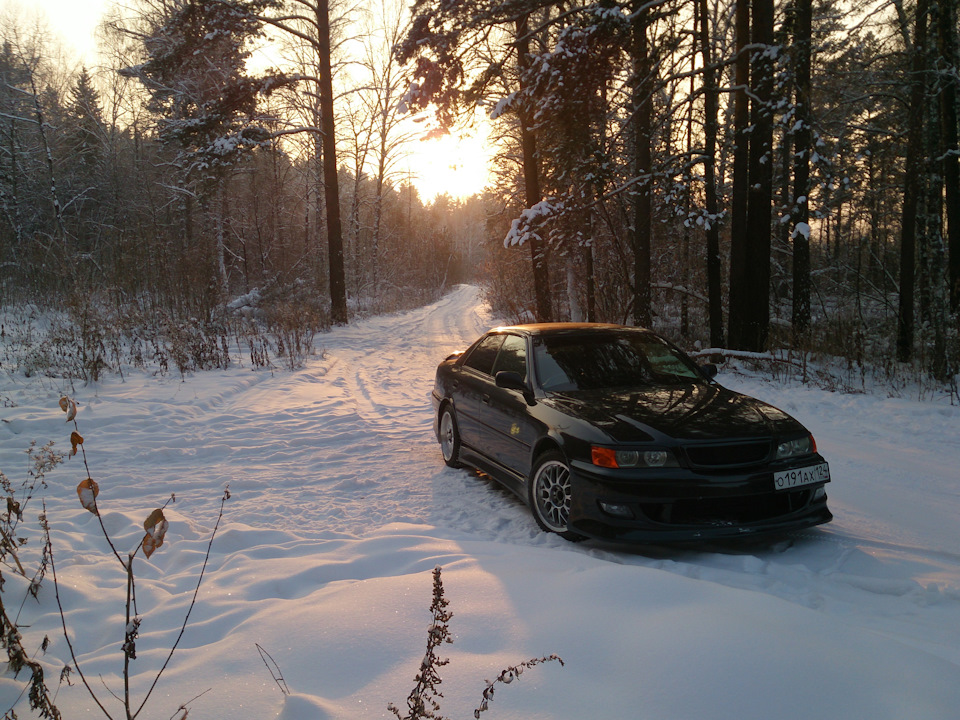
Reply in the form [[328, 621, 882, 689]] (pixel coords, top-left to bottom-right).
[[37, 0, 494, 203], [402, 123, 493, 202]]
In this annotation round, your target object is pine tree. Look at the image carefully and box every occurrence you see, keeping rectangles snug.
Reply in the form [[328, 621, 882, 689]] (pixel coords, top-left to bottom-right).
[[65, 67, 105, 183], [128, 0, 288, 180], [124, 0, 290, 297]]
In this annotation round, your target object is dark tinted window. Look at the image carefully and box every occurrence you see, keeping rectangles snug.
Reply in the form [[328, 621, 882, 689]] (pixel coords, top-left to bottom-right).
[[533, 332, 700, 391], [492, 334, 527, 379], [463, 334, 504, 375]]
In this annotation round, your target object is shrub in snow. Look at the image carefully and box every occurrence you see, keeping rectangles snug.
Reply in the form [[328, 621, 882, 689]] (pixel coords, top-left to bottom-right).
[[0, 440, 63, 719], [0, 397, 230, 720], [388, 566, 563, 720]]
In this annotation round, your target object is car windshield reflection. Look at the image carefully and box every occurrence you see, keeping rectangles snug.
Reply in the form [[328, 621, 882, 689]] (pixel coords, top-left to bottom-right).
[[533, 333, 702, 392]]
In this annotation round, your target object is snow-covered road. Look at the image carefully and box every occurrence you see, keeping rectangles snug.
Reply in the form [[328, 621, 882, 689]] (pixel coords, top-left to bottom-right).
[[2, 285, 960, 720]]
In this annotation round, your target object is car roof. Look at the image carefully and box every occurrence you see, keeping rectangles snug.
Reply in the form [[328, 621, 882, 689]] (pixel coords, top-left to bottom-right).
[[490, 322, 651, 336]]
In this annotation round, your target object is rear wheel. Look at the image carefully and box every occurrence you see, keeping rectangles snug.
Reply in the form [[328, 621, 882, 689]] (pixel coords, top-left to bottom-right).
[[438, 406, 462, 468], [528, 451, 582, 540]]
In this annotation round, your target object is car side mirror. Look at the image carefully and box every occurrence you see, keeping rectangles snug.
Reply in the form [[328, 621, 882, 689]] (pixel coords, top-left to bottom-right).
[[496, 370, 527, 391], [699, 363, 719, 380], [496, 371, 536, 405]]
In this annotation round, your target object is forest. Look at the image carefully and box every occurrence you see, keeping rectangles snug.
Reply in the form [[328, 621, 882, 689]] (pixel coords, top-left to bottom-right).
[[0, 0, 958, 394]]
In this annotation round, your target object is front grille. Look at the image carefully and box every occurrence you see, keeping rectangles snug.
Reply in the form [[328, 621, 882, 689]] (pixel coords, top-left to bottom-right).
[[685, 440, 771, 468], [640, 488, 813, 526]]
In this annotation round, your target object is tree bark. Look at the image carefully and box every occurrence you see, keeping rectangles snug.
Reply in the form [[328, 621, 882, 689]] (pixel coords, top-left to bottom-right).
[[938, 0, 960, 312], [318, 0, 348, 324], [516, 14, 553, 322], [727, 0, 751, 348], [741, 0, 775, 351], [791, 0, 813, 336], [630, 1, 653, 328], [697, 0, 724, 347], [897, 0, 929, 362]]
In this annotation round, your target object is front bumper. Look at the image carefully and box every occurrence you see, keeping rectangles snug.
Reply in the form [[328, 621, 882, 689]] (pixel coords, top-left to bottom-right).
[[565, 458, 832, 542]]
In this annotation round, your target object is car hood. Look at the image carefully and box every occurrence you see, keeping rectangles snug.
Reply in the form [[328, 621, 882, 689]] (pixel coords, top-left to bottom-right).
[[545, 382, 805, 443]]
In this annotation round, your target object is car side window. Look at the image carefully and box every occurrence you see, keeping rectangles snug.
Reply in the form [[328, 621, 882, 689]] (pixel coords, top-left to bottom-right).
[[492, 334, 526, 379], [462, 334, 504, 376]]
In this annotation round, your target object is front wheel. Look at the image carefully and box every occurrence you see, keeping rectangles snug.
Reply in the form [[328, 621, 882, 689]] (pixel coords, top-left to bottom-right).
[[528, 451, 582, 541], [438, 405, 462, 468]]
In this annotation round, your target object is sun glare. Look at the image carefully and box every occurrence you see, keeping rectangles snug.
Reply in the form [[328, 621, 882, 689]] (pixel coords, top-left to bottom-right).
[[38, 0, 495, 204], [403, 125, 493, 203], [38, 0, 107, 63]]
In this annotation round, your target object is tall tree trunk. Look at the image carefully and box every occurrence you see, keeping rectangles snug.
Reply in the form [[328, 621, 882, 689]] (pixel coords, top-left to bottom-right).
[[584, 240, 596, 322], [697, 0, 724, 347], [630, 1, 653, 328], [727, 0, 751, 348], [938, 0, 960, 311], [516, 14, 553, 322], [349, 163, 364, 307], [566, 256, 582, 321], [791, 0, 813, 335], [897, 0, 929, 362], [313, 134, 327, 296], [318, 0, 348, 324], [373, 148, 387, 304], [216, 177, 229, 298], [742, 0, 775, 351]]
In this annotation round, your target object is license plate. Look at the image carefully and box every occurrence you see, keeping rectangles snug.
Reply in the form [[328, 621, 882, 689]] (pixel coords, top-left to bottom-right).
[[774, 462, 830, 491]]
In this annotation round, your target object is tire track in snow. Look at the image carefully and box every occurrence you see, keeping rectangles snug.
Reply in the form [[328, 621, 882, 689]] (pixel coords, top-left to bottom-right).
[[189, 285, 499, 538], [17, 284, 958, 674]]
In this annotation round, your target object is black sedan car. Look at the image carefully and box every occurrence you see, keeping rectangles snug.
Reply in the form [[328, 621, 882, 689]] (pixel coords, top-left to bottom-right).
[[432, 323, 832, 542]]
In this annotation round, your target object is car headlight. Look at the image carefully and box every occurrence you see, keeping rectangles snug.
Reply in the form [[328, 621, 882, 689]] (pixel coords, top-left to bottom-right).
[[776, 434, 815, 460], [591, 446, 679, 468]]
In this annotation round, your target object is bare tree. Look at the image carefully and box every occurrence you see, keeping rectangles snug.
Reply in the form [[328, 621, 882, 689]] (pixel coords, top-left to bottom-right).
[[252, 0, 351, 323]]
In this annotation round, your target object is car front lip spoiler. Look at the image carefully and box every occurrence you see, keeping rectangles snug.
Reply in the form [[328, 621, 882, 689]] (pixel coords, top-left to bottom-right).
[[568, 505, 833, 543], [565, 459, 832, 543]]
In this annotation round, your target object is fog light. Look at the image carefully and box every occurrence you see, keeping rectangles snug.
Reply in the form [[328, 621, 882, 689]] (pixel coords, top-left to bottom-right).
[[814, 487, 826, 501], [599, 502, 634, 518]]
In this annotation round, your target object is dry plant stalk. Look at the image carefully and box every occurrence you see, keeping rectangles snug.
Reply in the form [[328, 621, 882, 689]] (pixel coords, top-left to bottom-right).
[[43, 395, 230, 720], [388, 566, 563, 720]]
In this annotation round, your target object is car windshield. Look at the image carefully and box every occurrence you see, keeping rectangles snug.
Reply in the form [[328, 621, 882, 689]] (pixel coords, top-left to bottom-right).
[[533, 332, 702, 392]]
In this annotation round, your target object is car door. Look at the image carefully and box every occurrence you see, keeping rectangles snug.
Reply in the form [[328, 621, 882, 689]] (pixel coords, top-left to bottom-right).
[[480, 334, 538, 477], [454, 333, 504, 453]]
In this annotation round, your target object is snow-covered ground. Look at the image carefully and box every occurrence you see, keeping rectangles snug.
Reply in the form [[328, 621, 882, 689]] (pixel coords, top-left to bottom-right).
[[1, 285, 960, 720]]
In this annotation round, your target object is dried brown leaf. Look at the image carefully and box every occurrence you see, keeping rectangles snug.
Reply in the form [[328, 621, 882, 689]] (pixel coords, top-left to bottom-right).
[[142, 533, 158, 559], [77, 478, 99, 515], [142, 509, 169, 557], [60, 397, 78, 421], [143, 508, 165, 532]]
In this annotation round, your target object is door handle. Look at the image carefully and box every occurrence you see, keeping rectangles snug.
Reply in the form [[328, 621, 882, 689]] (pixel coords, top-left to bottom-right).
[[481, 394, 491, 405]]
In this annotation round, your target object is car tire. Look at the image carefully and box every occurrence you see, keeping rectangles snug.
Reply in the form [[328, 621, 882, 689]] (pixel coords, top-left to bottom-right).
[[438, 405, 462, 468], [528, 450, 583, 541]]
